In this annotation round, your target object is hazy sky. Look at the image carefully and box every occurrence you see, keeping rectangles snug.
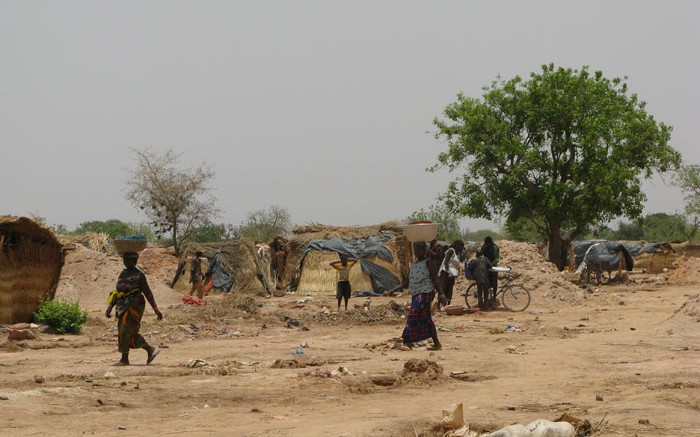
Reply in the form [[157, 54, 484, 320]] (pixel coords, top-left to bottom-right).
[[2, 1, 699, 232]]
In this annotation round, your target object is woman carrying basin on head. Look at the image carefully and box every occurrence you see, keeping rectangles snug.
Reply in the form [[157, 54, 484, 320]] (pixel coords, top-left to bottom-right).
[[384, 242, 445, 350]]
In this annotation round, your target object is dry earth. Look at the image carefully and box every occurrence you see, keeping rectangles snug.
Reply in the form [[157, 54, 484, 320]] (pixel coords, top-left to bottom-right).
[[1, 243, 699, 437]]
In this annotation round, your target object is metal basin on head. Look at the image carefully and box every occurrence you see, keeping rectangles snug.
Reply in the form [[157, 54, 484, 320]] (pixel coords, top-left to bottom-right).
[[403, 222, 439, 242]]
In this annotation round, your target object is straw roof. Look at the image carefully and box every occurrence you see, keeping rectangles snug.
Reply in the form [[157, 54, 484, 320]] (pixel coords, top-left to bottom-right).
[[0, 216, 65, 324], [290, 221, 403, 247]]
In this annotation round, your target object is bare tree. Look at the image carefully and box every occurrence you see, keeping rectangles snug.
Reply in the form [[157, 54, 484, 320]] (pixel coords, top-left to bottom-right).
[[124, 148, 219, 256]]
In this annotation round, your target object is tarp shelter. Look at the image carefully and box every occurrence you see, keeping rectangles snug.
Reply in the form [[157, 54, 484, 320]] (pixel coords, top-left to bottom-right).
[[0, 216, 65, 324], [286, 223, 410, 296], [631, 242, 680, 273], [571, 240, 639, 269], [172, 240, 274, 295]]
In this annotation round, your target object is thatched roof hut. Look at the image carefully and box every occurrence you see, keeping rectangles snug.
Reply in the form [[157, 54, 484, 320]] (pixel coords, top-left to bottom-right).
[[285, 222, 411, 296], [173, 239, 274, 295], [0, 216, 65, 324]]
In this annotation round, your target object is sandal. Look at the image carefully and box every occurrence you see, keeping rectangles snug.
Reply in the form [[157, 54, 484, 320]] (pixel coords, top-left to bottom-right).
[[147, 348, 160, 365]]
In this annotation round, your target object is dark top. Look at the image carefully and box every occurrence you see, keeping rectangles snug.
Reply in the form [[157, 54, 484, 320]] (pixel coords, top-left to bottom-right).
[[474, 256, 492, 288], [190, 256, 203, 283], [116, 267, 157, 309]]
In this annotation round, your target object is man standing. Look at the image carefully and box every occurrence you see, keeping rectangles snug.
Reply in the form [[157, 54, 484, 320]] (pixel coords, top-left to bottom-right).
[[481, 236, 500, 308], [189, 248, 205, 300]]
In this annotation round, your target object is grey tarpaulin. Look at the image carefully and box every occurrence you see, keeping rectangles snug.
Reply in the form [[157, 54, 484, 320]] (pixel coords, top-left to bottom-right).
[[574, 241, 634, 271], [205, 249, 234, 292], [638, 242, 676, 254], [302, 233, 400, 293], [572, 240, 640, 268]]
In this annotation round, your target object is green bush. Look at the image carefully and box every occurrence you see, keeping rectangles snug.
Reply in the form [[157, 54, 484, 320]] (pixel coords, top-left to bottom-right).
[[34, 298, 89, 334]]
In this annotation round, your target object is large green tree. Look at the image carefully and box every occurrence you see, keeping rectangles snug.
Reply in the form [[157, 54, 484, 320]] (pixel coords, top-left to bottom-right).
[[432, 64, 680, 269], [673, 164, 700, 242]]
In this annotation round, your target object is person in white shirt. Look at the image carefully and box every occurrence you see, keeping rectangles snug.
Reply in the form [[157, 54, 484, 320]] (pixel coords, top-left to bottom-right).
[[439, 240, 465, 308]]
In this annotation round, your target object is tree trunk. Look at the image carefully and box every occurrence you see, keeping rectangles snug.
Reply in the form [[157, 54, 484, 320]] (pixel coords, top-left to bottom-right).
[[172, 222, 180, 257], [547, 223, 568, 271]]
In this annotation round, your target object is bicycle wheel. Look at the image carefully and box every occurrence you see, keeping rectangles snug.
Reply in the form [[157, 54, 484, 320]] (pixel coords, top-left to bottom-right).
[[501, 284, 531, 312], [464, 282, 479, 308]]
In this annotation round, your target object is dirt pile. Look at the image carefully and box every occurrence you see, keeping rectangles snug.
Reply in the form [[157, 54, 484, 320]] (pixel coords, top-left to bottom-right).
[[456, 240, 585, 306], [398, 358, 443, 385], [666, 256, 700, 285], [54, 244, 184, 315]]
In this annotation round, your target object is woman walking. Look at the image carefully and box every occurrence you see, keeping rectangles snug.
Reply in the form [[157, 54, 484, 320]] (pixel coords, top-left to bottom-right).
[[105, 251, 163, 366], [385, 242, 445, 350]]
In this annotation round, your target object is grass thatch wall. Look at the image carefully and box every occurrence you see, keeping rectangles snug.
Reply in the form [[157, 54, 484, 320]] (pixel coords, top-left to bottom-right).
[[175, 239, 273, 294], [0, 216, 64, 324], [296, 251, 374, 296]]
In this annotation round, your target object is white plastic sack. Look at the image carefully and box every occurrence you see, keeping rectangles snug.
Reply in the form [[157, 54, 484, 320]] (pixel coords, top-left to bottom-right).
[[481, 424, 530, 437], [526, 420, 575, 437]]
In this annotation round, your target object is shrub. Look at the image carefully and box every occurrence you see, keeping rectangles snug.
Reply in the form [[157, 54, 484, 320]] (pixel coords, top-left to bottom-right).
[[34, 298, 89, 334]]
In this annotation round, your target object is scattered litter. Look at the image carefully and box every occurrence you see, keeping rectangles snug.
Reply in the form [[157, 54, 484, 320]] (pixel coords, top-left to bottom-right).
[[504, 345, 527, 355], [441, 402, 464, 428], [186, 359, 210, 368], [182, 295, 207, 305], [330, 366, 352, 377]]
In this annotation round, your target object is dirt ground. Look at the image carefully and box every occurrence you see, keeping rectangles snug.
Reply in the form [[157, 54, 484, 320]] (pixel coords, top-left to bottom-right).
[[1, 242, 699, 437]]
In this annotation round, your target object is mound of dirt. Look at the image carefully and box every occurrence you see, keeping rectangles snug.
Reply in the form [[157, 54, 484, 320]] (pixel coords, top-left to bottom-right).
[[54, 244, 183, 314], [455, 240, 585, 306], [399, 359, 443, 384], [666, 256, 700, 285]]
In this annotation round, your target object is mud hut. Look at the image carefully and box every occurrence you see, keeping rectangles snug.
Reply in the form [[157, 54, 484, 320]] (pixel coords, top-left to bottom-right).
[[171, 239, 275, 295], [285, 222, 411, 296], [0, 216, 65, 324]]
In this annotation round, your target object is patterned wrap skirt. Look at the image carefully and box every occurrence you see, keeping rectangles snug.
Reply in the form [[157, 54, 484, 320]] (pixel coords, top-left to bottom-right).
[[402, 291, 436, 344], [116, 293, 147, 354]]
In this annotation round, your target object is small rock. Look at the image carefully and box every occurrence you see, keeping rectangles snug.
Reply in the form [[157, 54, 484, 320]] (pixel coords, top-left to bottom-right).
[[117, 425, 127, 430], [370, 374, 398, 386], [630, 327, 636, 331], [595, 393, 604, 401], [8, 329, 35, 341], [104, 372, 117, 379], [34, 375, 45, 384], [638, 419, 650, 425], [0, 396, 9, 400]]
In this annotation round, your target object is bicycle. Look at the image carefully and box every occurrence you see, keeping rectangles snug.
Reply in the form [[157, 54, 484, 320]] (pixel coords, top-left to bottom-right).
[[464, 266, 531, 311]]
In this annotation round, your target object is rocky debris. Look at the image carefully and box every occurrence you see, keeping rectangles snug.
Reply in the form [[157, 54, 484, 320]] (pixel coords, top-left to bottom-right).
[[8, 329, 35, 341]]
